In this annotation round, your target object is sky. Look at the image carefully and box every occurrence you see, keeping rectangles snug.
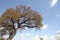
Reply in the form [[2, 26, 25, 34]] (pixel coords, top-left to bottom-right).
[[3, 31, 60, 40], [0, 0, 60, 40]]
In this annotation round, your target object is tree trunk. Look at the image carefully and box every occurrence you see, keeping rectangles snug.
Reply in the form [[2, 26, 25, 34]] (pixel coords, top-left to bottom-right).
[[7, 29, 16, 40]]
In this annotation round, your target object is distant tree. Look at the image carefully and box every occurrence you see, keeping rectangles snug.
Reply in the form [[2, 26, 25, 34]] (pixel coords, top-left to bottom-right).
[[0, 38, 4, 40], [0, 37, 5, 40], [0, 5, 43, 40], [40, 38, 43, 40]]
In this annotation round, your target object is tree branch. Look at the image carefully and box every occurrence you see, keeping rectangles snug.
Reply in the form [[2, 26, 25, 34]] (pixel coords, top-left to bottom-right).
[[18, 18, 34, 28], [7, 19, 16, 40], [22, 25, 37, 28]]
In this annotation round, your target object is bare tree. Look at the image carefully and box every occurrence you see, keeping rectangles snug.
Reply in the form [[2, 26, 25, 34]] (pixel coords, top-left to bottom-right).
[[0, 5, 43, 40]]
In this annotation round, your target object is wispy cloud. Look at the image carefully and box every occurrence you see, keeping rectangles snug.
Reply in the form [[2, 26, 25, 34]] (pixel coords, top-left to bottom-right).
[[41, 24, 48, 30], [50, 0, 58, 7]]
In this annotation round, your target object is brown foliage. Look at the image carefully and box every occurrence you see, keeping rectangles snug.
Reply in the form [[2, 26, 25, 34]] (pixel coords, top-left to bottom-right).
[[0, 5, 43, 40]]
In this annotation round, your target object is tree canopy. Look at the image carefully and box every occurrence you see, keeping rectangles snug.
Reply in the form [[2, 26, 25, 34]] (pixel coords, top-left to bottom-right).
[[0, 5, 43, 40]]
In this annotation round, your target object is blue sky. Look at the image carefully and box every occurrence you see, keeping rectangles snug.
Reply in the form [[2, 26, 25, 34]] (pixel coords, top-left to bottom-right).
[[0, 0, 60, 40]]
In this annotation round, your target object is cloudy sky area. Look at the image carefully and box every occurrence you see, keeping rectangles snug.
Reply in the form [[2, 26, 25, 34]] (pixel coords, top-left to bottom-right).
[[12, 30, 60, 40], [0, 0, 60, 40]]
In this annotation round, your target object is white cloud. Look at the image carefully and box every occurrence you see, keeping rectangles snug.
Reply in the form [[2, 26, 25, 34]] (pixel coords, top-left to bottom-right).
[[41, 24, 48, 30], [12, 30, 60, 40], [50, 36, 55, 40], [50, 0, 58, 7], [50, 30, 60, 40], [43, 35, 48, 40], [55, 30, 60, 40], [56, 30, 60, 33], [12, 33, 40, 40]]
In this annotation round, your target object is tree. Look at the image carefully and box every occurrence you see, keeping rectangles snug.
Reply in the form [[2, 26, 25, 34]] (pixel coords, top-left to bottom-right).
[[0, 5, 43, 40], [40, 38, 43, 40], [0, 38, 5, 40]]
